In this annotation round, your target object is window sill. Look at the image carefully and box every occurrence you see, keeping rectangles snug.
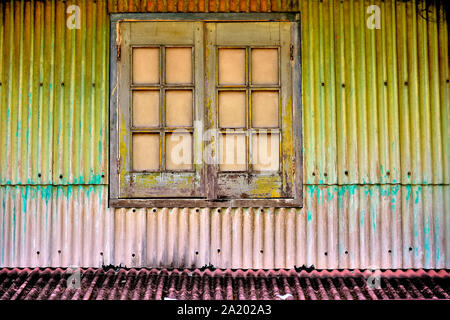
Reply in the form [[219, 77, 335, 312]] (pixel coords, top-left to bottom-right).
[[108, 197, 303, 208]]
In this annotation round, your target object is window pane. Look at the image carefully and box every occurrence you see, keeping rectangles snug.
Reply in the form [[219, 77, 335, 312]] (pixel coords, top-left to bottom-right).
[[133, 48, 159, 84], [251, 91, 279, 128], [251, 133, 279, 171], [133, 133, 160, 171], [218, 49, 246, 85], [132, 91, 159, 127], [219, 133, 246, 171], [166, 47, 192, 84], [165, 133, 193, 170], [166, 90, 193, 127], [251, 48, 278, 85], [218, 91, 246, 128]]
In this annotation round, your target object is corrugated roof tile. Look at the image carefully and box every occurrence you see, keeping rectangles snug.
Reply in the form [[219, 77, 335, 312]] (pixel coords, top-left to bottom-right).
[[0, 267, 448, 300]]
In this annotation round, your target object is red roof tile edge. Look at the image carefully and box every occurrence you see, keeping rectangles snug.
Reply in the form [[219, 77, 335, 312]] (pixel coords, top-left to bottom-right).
[[0, 268, 449, 300]]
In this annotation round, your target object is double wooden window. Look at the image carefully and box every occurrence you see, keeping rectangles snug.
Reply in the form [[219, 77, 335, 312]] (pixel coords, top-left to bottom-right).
[[109, 14, 301, 207]]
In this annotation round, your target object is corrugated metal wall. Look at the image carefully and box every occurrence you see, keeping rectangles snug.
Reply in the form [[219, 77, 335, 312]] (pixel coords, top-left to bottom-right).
[[0, 0, 108, 186], [0, 0, 448, 269]]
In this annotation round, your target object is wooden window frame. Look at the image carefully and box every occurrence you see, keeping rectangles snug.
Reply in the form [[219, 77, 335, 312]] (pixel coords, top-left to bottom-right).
[[109, 13, 302, 208]]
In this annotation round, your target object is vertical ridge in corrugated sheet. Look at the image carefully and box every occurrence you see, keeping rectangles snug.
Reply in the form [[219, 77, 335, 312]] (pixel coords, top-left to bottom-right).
[[52, 0, 109, 185], [0, 185, 114, 268]]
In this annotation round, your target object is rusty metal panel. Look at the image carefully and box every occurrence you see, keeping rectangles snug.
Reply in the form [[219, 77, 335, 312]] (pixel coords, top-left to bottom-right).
[[301, 0, 449, 186], [52, 0, 109, 185], [0, 1, 54, 185], [0, 185, 53, 267], [0, 185, 114, 267], [0, 0, 109, 186], [1, 185, 447, 268], [114, 207, 211, 268], [111, 185, 448, 269]]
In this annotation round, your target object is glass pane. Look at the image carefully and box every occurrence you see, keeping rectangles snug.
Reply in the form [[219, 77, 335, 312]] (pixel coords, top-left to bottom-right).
[[251, 91, 279, 128], [218, 91, 246, 128], [132, 91, 159, 127], [133, 48, 159, 84], [166, 90, 193, 127], [251, 48, 278, 85], [165, 133, 193, 170], [251, 133, 279, 171], [133, 133, 160, 171], [219, 133, 246, 171], [166, 47, 192, 84], [218, 49, 246, 85]]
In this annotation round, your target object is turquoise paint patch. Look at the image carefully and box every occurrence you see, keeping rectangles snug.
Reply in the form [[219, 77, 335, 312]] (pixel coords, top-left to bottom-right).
[[424, 215, 431, 265], [98, 187, 103, 203], [391, 200, 396, 211], [89, 174, 103, 185], [391, 185, 399, 210], [414, 186, 421, 205], [57, 185, 74, 200], [85, 185, 96, 197], [21, 187, 31, 241], [26, 127, 30, 146], [413, 195, 419, 238], [327, 187, 335, 200], [405, 185, 412, 202], [38, 185, 53, 204], [307, 210, 312, 222], [337, 187, 346, 209], [380, 186, 390, 197], [336, 185, 358, 210], [371, 207, 377, 231], [391, 185, 400, 196], [98, 140, 102, 165], [435, 214, 441, 263], [1, 189, 6, 265], [347, 185, 357, 195], [16, 121, 21, 137], [20, 187, 29, 214], [306, 185, 317, 198], [365, 187, 374, 197]]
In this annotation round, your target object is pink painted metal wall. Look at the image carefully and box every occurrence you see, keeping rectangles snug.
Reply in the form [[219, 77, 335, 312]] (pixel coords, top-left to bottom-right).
[[0, 0, 448, 269], [1, 185, 448, 269]]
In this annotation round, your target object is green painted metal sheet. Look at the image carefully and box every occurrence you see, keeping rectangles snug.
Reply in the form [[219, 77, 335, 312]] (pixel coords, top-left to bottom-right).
[[0, 0, 109, 185]]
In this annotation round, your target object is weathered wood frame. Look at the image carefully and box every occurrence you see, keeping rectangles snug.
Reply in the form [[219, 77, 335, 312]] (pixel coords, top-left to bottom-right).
[[115, 22, 205, 199], [109, 13, 302, 208]]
